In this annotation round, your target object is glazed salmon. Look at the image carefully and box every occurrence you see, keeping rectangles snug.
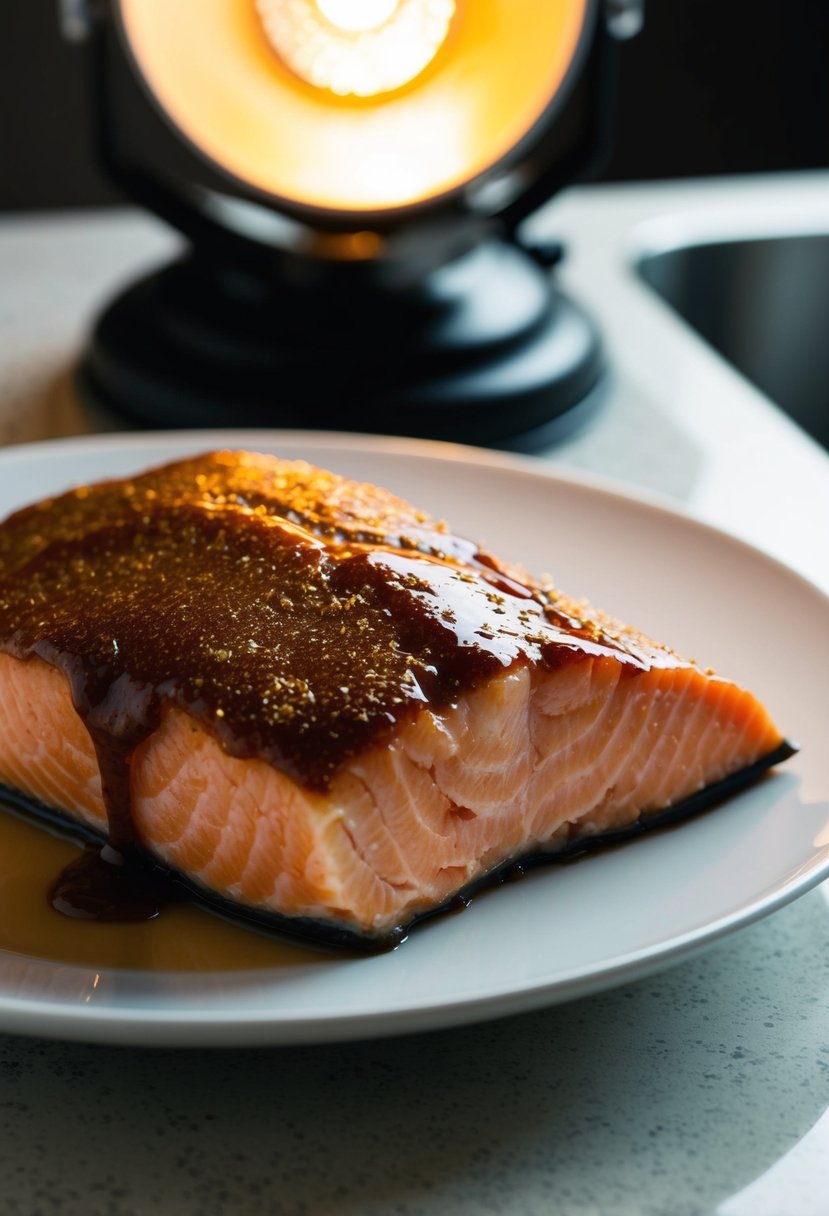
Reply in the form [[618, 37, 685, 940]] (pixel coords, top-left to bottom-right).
[[0, 451, 792, 945]]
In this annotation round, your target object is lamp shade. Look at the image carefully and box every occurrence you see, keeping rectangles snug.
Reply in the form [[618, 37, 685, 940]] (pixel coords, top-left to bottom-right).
[[71, 0, 638, 445], [116, 0, 594, 217]]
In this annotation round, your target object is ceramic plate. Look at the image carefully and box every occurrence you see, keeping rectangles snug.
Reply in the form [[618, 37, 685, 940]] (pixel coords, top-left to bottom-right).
[[0, 431, 827, 1046]]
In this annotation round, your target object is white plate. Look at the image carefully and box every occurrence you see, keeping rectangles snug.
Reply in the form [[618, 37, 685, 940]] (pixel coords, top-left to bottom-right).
[[0, 430, 827, 1047]]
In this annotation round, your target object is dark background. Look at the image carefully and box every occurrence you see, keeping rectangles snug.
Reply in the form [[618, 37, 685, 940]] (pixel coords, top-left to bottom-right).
[[1, 1, 828, 212]]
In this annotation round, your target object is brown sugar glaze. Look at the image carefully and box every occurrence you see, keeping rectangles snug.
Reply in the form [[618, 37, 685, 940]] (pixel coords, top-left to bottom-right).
[[0, 450, 677, 929]]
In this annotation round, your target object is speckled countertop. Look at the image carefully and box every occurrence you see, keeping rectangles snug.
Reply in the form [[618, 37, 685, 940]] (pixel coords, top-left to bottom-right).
[[0, 888, 827, 1216], [0, 175, 828, 1215]]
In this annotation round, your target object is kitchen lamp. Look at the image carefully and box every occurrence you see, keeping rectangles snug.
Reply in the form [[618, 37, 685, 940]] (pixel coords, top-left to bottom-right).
[[64, 0, 642, 446]]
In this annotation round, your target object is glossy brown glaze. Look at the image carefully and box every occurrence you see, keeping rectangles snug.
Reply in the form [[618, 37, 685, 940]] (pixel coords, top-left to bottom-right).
[[0, 450, 683, 921], [0, 452, 676, 786]]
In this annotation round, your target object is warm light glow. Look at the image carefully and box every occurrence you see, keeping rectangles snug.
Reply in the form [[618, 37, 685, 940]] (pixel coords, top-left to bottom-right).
[[316, 0, 399, 32], [256, 0, 455, 97], [117, 0, 591, 212]]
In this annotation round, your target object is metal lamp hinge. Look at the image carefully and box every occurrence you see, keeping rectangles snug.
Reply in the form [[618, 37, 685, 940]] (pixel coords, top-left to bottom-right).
[[58, 0, 109, 42], [605, 0, 644, 40]]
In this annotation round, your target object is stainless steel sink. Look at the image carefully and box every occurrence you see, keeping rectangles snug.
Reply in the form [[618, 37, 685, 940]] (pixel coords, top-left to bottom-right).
[[638, 234, 829, 450]]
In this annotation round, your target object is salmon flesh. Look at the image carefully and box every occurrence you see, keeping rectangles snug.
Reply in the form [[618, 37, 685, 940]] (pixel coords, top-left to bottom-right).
[[0, 451, 794, 946]]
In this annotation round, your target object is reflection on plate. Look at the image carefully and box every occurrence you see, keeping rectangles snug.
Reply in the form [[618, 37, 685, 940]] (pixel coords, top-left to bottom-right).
[[0, 430, 827, 1047]]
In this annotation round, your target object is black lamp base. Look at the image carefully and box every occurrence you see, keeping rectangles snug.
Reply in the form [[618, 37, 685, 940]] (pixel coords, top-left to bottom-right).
[[78, 237, 604, 449]]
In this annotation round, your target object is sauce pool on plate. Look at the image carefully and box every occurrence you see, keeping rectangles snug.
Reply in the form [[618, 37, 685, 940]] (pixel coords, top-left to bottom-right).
[[0, 806, 322, 971]]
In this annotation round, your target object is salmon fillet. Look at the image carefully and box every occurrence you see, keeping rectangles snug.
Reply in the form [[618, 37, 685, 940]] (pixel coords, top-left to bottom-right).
[[0, 450, 793, 946]]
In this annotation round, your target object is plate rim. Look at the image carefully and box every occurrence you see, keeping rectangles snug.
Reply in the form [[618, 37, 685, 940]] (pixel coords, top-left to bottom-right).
[[1, 856, 828, 1048]]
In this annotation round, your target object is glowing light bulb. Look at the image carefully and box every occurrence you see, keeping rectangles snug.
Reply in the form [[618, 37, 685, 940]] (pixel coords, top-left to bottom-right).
[[256, 0, 457, 98], [315, 0, 400, 32]]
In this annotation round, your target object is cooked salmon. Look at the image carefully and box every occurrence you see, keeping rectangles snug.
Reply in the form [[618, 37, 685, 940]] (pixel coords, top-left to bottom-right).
[[0, 450, 793, 945]]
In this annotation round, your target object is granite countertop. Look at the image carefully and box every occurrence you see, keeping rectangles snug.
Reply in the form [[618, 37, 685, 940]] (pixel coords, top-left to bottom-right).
[[0, 175, 827, 1215]]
